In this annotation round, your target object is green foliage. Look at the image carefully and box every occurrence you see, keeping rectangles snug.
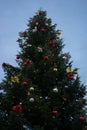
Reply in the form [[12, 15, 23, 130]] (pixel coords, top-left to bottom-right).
[[0, 9, 86, 130]]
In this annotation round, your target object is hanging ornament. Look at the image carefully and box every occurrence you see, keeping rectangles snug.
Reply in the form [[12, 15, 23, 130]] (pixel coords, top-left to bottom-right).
[[66, 68, 72, 73], [43, 55, 49, 60], [67, 73, 74, 80], [56, 30, 61, 38], [53, 67, 58, 72], [82, 107, 85, 110], [29, 87, 34, 91], [12, 104, 22, 113], [70, 116, 74, 121], [52, 110, 58, 116], [37, 47, 43, 52], [26, 59, 30, 63], [40, 96, 43, 99], [79, 116, 84, 121], [62, 56, 67, 59], [11, 76, 19, 83], [23, 45, 28, 49], [63, 97, 67, 102], [16, 55, 20, 59], [45, 96, 49, 100], [32, 26, 37, 32], [53, 87, 58, 93], [29, 98, 34, 102], [22, 81, 28, 86], [33, 20, 38, 26], [65, 85, 68, 88], [49, 40, 54, 46], [41, 27, 45, 33], [23, 58, 30, 66], [19, 102, 22, 105], [23, 62, 28, 66], [27, 91, 30, 96]]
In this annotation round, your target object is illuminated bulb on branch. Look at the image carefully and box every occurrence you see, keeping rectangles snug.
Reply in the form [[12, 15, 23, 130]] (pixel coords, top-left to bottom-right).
[[32, 26, 37, 32], [29, 98, 34, 102], [63, 56, 67, 59], [53, 87, 58, 93], [23, 45, 28, 49], [29, 87, 34, 91], [53, 68, 58, 72]]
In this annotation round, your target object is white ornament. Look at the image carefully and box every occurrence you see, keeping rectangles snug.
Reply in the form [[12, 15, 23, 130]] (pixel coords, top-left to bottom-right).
[[29, 87, 34, 91], [32, 26, 37, 32], [53, 87, 58, 93], [63, 56, 67, 59], [36, 22, 39, 25], [65, 85, 68, 88], [37, 47, 43, 52], [29, 98, 34, 102]]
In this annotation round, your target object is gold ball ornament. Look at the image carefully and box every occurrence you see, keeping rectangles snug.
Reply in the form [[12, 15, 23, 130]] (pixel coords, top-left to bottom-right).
[[66, 68, 72, 73], [23, 45, 27, 49], [11, 76, 19, 83]]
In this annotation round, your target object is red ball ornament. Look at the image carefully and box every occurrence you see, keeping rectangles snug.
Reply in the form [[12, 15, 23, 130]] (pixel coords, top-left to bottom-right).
[[26, 58, 30, 64], [68, 74, 74, 80], [23, 62, 28, 66], [33, 20, 38, 26], [16, 55, 20, 59], [79, 116, 84, 121], [22, 81, 28, 86], [12, 104, 22, 113], [41, 27, 45, 33], [49, 40, 54, 46], [52, 110, 58, 116], [23, 58, 30, 66], [44, 56, 49, 60]]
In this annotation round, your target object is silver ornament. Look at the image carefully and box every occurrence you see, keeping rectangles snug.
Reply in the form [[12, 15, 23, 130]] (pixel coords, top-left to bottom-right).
[[53, 87, 58, 93]]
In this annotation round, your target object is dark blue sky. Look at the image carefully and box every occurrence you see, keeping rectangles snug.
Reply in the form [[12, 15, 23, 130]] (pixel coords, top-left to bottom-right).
[[0, 0, 87, 86]]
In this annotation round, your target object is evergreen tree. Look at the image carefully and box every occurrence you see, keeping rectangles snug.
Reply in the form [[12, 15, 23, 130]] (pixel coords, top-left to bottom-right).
[[0, 10, 86, 130]]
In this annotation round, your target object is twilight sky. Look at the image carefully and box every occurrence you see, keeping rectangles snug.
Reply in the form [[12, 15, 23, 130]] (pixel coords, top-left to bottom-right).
[[0, 0, 87, 87]]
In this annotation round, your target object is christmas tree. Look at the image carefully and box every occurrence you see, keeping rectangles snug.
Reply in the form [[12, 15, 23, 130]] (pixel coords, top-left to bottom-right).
[[0, 10, 86, 130]]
